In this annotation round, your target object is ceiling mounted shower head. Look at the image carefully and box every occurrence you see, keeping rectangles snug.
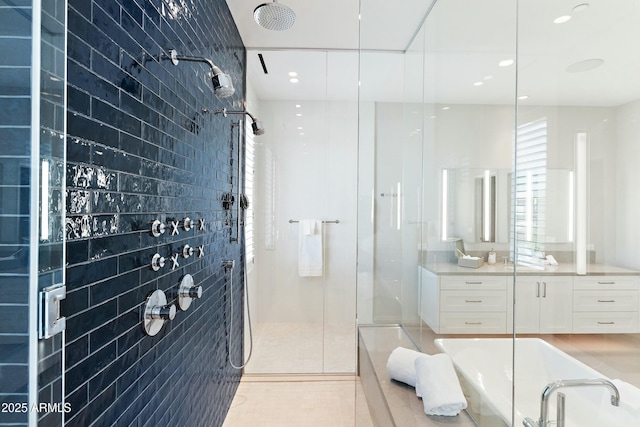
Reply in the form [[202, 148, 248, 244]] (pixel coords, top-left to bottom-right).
[[213, 108, 266, 136], [166, 49, 235, 98], [253, 1, 296, 31]]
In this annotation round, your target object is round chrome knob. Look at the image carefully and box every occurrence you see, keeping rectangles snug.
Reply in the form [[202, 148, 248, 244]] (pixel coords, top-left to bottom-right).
[[151, 220, 166, 237], [183, 217, 193, 231], [151, 253, 165, 271], [143, 290, 174, 336], [177, 274, 202, 311], [150, 303, 176, 320], [182, 244, 194, 258]]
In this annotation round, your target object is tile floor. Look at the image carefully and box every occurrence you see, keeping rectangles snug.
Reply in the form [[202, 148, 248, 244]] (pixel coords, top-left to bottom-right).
[[244, 322, 356, 374], [222, 376, 373, 427]]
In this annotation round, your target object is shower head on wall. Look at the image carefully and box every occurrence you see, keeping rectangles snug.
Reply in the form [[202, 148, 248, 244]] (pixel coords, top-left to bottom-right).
[[166, 49, 235, 98], [253, 1, 296, 31], [214, 108, 266, 136]]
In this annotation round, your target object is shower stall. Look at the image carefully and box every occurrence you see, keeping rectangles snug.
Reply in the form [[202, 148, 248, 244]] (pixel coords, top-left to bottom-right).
[[243, 50, 359, 375], [237, 0, 640, 424]]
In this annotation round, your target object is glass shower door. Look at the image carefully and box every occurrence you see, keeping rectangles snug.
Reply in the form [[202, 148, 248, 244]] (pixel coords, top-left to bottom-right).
[[245, 50, 358, 375]]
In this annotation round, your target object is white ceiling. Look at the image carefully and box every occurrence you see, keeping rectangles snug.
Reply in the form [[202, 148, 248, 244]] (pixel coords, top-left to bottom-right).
[[226, 0, 640, 106]]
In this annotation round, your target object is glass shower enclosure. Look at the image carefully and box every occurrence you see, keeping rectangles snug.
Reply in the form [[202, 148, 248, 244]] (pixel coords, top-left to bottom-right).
[[357, 0, 640, 426]]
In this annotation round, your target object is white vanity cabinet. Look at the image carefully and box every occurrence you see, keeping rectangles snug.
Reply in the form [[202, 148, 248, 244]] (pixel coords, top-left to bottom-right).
[[572, 276, 639, 333], [420, 268, 508, 334], [510, 276, 573, 333]]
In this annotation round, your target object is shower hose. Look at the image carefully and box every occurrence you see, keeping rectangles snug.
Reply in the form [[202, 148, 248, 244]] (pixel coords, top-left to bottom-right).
[[226, 261, 253, 369]]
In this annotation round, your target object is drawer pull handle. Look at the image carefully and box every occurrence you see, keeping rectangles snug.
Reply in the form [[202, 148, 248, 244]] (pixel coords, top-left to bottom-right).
[[465, 281, 482, 284], [597, 299, 616, 303], [598, 281, 616, 284], [597, 321, 615, 325], [465, 299, 483, 303], [465, 322, 482, 325]]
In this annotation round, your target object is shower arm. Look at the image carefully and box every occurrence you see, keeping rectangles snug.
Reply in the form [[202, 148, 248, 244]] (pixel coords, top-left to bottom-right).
[[217, 108, 258, 121], [166, 49, 225, 76]]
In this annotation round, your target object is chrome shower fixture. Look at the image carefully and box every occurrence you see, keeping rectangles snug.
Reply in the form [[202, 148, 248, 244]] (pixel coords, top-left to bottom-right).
[[254, 1, 296, 31], [166, 49, 235, 98], [214, 108, 265, 136]]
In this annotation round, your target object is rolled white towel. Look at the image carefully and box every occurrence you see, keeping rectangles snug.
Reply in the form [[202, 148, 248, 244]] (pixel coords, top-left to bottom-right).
[[414, 353, 467, 416], [386, 346, 423, 387]]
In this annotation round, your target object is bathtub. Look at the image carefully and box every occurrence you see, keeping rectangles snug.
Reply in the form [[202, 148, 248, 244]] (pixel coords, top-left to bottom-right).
[[434, 338, 640, 427]]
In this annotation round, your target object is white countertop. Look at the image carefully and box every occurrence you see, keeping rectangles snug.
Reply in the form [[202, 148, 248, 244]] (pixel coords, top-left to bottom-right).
[[422, 262, 640, 276]]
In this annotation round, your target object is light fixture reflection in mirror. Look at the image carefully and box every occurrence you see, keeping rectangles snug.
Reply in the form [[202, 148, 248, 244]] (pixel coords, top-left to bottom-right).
[[576, 132, 588, 275], [441, 169, 448, 241], [483, 170, 491, 242]]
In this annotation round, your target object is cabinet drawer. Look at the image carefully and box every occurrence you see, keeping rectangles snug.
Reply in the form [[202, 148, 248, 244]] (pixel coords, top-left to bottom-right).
[[573, 276, 639, 290], [440, 312, 506, 334], [441, 276, 507, 290], [572, 312, 638, 333], [441, 290, 506, 312], [573, 290, 639, 312]]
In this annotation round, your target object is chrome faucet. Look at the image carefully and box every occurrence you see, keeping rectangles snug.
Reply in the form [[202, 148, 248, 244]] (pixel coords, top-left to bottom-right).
[[523, 378, 619, 427]]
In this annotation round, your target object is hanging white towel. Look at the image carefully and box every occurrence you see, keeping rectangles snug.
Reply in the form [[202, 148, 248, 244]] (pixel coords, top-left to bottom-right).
[[298, 219, 323, 277], [414, 353, 467, 416]]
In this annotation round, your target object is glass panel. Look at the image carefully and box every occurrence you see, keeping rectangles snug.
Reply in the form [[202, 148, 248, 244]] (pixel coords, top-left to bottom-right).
[[245, 50, 358, 374], [515, 2, 640, 427], [0, 1, 32, 426], [37, 1, 66, 425]]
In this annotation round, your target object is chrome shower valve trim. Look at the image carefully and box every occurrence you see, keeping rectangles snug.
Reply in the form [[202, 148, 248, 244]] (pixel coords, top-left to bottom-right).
[[151, 219, 166, 237]]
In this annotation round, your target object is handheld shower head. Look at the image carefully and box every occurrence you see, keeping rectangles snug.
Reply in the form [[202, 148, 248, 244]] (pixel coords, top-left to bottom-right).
[[214, 108, 266, 136], [253, 1, 296, 31], [166, 49, 235, 98]]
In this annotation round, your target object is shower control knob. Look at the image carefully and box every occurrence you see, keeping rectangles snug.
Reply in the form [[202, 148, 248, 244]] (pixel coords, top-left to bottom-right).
[[182, 244, 194, 258], [151, 253, 166, 271], [151, 220, 166, 237], [150, 303, 176, 321], [177, 274, 202, 310], [183, 217, 193, 231], [142, 290, 174, 336]]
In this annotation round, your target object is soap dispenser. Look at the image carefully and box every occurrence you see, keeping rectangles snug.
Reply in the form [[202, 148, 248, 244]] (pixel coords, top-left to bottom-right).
[[487, 248, 497, 265]]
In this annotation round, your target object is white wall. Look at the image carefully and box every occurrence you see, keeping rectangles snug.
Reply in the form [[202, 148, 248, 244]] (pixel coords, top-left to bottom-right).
[[252, 100, 358, 325]]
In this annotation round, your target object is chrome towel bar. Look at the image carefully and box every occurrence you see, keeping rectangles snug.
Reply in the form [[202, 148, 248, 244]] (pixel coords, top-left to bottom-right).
[[288, 219, 340, 224]]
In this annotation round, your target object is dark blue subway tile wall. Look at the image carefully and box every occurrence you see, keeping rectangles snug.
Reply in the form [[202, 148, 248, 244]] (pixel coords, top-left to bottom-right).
[[0, 0, 31, 425], [65, 0, 246, 426]]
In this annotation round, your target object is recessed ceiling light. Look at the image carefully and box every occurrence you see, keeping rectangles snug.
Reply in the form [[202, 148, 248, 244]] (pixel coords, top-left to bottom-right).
[[297, 126, 303, 130], [296, 113, 302, 117], [499, 59, 514, 67], [553, 15, 572, 24], [289, 78, 299, 83], [566, 58, 604, 73], [573, 3, 589, 13], [295, 104, 301, 108], [473, 81, 484, 86], [288, 71, 298, 77], [483, 75, 493, 80], [442, 106, 450, 110], [518, 95, 529, 100]]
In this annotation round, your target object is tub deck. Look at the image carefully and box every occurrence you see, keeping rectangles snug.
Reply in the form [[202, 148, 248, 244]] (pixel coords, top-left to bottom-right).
[[358, 326, 478, 427]]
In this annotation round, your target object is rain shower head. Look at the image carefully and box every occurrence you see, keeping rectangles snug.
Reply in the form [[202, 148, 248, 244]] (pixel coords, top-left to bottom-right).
[[166, 49, 235, 98], [214, 108, 266, 136], [253, 1, 296, 31]]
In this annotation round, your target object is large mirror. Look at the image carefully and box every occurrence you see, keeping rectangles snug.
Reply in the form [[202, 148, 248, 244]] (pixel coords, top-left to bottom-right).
[[443, 167, 574, 244]]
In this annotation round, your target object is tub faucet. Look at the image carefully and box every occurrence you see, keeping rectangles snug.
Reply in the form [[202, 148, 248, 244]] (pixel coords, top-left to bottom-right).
[[523, 378, 619, 427]]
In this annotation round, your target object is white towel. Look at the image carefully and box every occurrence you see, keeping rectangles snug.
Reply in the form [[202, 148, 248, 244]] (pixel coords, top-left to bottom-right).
[[414, 353, 467, 416], [386, 347, 423, 387], [298, 219, 323, 277]]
